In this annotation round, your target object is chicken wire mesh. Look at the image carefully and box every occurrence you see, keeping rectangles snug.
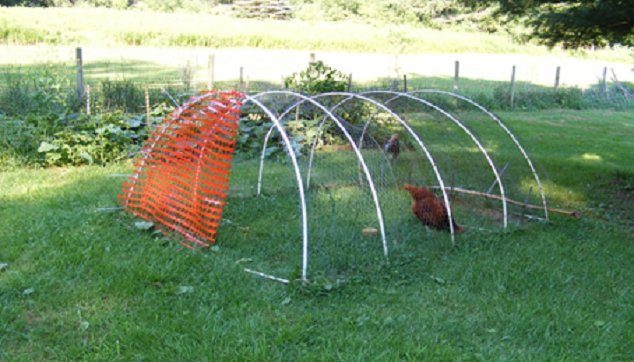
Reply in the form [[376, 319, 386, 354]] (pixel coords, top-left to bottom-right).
[[228, 91, 548, 282], [224, 92, 392, 281], [119, 89, 549, 283], [365, 90, 548, 226]]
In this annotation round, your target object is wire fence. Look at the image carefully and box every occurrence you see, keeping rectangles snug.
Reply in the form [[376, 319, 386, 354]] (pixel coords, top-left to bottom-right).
[[1, 47, 633, 118]]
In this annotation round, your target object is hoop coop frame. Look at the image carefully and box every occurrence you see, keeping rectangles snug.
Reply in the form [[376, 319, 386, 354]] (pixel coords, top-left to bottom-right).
[[120, 90, 548, 283]]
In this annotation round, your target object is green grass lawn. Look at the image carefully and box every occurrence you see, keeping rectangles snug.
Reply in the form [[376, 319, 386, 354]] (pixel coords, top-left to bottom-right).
[[1, 109, 633, 359]]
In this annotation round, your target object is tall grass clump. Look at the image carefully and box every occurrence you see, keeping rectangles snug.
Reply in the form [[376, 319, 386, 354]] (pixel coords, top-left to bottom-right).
[[395, 75, 633, 111], [0, 65, 77, 116], [0, 22, 80, 45], [1, 7, 632, 61]]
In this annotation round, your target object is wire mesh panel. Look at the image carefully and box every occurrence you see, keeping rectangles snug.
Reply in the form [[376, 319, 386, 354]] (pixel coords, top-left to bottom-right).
[[299, 97, 389, 279], [220, 151, 305, 280], [414, 91, 546, 223], [236, 92, 391, 281], [361, 92, 503, 234], [310, 94, 449, 256], [218, 95, 308, 280], [118, 90, 549, 283]]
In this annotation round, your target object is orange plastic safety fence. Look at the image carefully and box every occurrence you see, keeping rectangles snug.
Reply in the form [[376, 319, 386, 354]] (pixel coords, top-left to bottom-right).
[[119, 91, 244, 248]]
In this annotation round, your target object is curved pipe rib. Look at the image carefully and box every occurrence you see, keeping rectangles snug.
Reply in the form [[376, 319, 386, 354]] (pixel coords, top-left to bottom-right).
[[258, 95, 392, 193], [385, 89, 548, 220], [251, 91, 390, 258], [309, 92, 458, 242], [242, 95, 310, 282], [364, 91, 508, 229]]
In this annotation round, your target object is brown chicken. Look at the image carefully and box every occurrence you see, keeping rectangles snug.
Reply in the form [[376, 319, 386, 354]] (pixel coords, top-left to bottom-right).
[[404, 184, 463, 233], [384, 133, 400, 160]]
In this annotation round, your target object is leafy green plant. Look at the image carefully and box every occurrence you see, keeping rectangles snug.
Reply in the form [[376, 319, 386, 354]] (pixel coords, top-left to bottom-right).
[[284, 61, 347, 95], [36, 113, 143, 166], [232, 62, 349, 159], [235, 111, 321, 159], [285, 118, 329, 153], [236, 114, 275, 155]]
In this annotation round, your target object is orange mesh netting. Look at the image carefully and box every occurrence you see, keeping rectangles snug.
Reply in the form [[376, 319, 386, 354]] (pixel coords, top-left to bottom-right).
[[119, 91, 244, 248]]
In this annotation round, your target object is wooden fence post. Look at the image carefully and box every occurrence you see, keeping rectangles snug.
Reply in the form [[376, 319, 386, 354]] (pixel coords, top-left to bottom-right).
[[601, 66, 608, 95], [453, 60, 460, 93], [207, 54, 215, 90], [75, 47, 84, 102], [183, 60, 192, 91], [347, 73, 353, 92], [85, 85, 91, 115], [403, 74, 410, 113], [509, 65, 516, 108], [239, 66, 244, 91], [145, 86, 151, 131], [554, 66, 561, 91]]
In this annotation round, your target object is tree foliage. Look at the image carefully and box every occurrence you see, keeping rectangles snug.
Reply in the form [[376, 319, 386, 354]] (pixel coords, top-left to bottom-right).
[[464, 0, 634, 48]]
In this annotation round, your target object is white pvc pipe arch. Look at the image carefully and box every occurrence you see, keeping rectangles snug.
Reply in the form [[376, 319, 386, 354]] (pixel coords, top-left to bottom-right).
[[129, 93, 310, 282], [258, 91, 512, 233], [245, 91, 393, 282], [254, 91, 458, 241], [132, 93, 311, 282], [126, 90, 548, 283], [372, 89, 549, 220], [241, 95, 310, 281], [354, 91, 509, 228]]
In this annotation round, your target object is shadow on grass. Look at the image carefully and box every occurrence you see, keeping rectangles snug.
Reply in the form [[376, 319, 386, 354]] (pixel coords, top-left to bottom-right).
[[0, 60, 181, 83]]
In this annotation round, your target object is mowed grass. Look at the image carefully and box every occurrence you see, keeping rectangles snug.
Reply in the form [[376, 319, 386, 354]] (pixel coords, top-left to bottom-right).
[[0, 7, 632, 62], [1, 109, 633, 359]]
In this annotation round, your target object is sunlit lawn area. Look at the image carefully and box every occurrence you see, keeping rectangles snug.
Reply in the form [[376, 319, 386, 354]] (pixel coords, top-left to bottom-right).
[[1, 109, 632, 359]]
